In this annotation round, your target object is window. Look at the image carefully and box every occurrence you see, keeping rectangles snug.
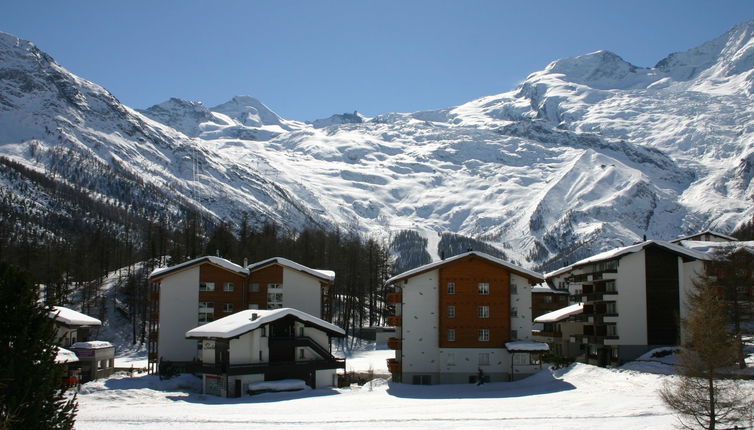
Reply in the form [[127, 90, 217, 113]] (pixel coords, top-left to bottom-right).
[[223, 282, 234, 292], [447, 352, 455, 366], [199, 282, 215, 292], [478, 353, 490, 366], [510, 283, 518, 294], [299, 326, 305, 337], [605, 301, 617, 315], [448, 329, 456, 342], [261, 326, 266, 337], [198, 302, 214, 322], [478, 329, 489, 342], [478, 305, 489, 318], [268, 284, 283, 309], [448, 305, 456, 318], [511, 306, 518, 317], [478, 282, 489, 295], [511, 329, 518, 340], [605, 280, 616, 293], [606, 323, 618, 337], [259, 350, 263, 361], [447, 282, 456, 295], [248, 304, 259, 310], [544, 295, 553, 304], [298, 348, 305, 359], [249, 283, 260, 292], [412, 375, 431, 385], [223, 303, 233, 313]]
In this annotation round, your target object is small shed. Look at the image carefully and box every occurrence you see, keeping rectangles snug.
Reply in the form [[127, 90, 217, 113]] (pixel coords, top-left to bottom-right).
[[70, 341, 115, 382]]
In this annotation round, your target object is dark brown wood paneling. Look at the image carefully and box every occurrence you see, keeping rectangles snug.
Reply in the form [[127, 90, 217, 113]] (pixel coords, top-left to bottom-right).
[[645, 246, 680, 345], [249, 265, 284, 309], [438, 255, 510, 348], [198, 264, 248, 316]]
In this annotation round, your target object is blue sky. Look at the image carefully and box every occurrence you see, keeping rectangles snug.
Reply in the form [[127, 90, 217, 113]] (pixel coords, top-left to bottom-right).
[[2, 1, 752, 121]]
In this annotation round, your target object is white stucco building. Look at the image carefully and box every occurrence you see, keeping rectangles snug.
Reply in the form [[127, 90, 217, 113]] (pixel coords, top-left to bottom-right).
[[186, 308, 345, 397], [385, 251, 548, 384]]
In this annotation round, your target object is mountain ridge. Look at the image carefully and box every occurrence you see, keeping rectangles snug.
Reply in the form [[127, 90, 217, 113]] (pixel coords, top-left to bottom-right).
[[1, 22, 753, 268]]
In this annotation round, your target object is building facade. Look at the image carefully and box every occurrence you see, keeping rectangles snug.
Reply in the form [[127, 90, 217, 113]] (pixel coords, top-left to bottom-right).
[[545, 240, 707, 365], [385, 251, 547, 384], [186, 308, 345, 397], [147, 256, 334, 374]]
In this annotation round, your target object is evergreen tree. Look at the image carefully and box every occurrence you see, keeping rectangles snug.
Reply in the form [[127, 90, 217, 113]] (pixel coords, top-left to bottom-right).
[[0, 263, 77, 429], [659, 277, 753, 430]]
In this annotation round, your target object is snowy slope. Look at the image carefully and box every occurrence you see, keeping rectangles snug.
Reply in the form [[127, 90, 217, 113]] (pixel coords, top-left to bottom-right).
[[2, 21, 754, 267]]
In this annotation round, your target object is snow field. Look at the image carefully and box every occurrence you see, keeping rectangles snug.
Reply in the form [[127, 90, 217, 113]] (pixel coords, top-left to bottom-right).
[[72, 359, 722, 430]]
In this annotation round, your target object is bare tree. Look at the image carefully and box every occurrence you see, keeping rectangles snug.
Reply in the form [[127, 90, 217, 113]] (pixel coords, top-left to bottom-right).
[[659, 278, 754, 430]]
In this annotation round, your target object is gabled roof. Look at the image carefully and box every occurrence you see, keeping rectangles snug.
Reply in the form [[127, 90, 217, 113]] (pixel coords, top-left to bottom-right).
[[248, 257, 335, 282], [545, 240, 709, 279], [678, 240, 754, 256], [386, 251, 544, 285], [534, 303, 584, 323], [186, 308, 345, 339], [49, 306, 101, 327], [670, 230, 737, 243], [148, 256, 249, 280]]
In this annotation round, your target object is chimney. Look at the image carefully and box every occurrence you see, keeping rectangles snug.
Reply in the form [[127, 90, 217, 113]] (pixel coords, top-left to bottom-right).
[[243, 257, 248, 267], [251, 313, 258, 321], [440, 251, 445, 260]]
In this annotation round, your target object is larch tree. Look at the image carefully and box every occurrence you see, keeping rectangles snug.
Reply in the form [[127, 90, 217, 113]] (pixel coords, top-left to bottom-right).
[[659, 276, 753, 430]]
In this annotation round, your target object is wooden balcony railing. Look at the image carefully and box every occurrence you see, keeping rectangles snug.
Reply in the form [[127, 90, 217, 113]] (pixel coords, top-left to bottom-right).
[[386, 292, 402, 305], [386, 315, 401, 327], [387, 337, 402, 350]]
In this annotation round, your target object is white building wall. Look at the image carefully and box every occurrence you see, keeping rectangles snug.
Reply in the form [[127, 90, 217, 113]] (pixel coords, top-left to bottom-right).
[[400, 270, 440, 377], [282, 267, 321, 317], [158, 266, 200, 361], [510, 274, 533, 340], [611, 250, 647, 346], [229, 333, 254, 365]]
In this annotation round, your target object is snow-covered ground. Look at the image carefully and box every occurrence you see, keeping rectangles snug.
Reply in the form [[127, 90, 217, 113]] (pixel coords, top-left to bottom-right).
[[74, 345, 754, 430]]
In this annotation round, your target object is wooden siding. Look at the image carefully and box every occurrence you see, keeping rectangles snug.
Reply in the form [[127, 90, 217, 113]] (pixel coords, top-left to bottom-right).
[[532, 292, 569, 320], [198, 264, 248, 317], [438, 255, 511, 348], [248, 265, 284, 309], [645, 246, 680, 345]]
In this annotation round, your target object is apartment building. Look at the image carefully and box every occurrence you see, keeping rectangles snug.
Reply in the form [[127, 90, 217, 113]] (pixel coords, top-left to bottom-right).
[[147, 256, 334, 374], [545, 240, 708, 365], [385, 251, 547, 384]]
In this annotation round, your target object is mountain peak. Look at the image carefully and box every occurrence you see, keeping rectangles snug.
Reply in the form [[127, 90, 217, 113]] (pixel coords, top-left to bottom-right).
[[655, 19, 754, 81], [139, 98, 219, 137], [210, 95, 286, 128], [541, 50, 645, 90]]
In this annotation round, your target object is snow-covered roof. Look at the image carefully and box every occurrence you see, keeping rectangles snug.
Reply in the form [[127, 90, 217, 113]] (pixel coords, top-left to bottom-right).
[[49, 306, 101, 327], [534, 303, 584, 323], [248, 257, 335, 282], [386, 251, 543, 284], [186, 308, 345, 339], [71, 341, 114, 349], [678, 240, 754, 256], [505, 341, 550, 352], [670, 230, 737, 243], [149, 256, 249, 280], [55, 347, 79, 364], [531, 283, 569, 294], [545, 240, 709, 279]]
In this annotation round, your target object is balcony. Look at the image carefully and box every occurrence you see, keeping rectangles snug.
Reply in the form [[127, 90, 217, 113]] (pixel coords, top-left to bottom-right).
[[386, 315, 401, 327], [387, 337, 402, 350], [386, 358, 401, 374], [386, 292, 402, 305]]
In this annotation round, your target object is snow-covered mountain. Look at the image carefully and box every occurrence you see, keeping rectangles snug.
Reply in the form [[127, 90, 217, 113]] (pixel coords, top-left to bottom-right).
[[1, 20, 753, 268]]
